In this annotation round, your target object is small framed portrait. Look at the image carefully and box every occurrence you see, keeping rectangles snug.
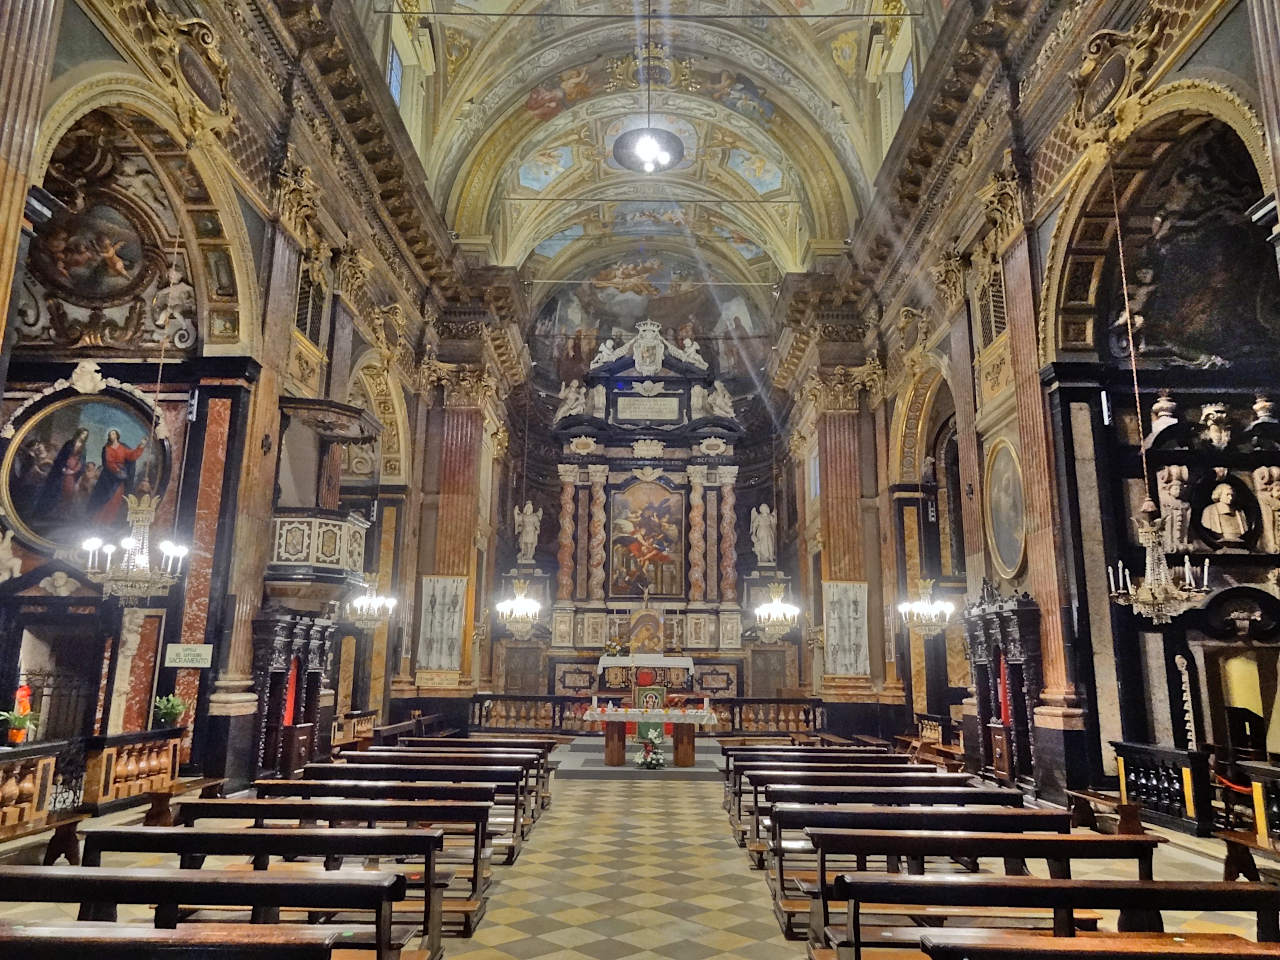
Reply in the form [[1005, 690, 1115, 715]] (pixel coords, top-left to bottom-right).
[[983, 437, 1027, 579], [1, 393, 170, 550]]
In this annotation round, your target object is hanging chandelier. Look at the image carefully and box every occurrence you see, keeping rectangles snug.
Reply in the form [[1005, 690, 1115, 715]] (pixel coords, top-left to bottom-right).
[[897, 579, 955, 633], [82, 495, 188, 604], [1103, 159, 1209, 625], [349, 584, 397, 630], [496, 578, 541, 640], [754, 582, 800, 641], [610, 0, 682, 175]]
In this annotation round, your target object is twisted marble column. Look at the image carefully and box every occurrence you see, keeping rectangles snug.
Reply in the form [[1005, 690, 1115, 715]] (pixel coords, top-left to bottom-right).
[[556, 465, 577, 601], [687, 466, 707, 601], [719, 466, 738, 602], [587, 465, 607, 600]]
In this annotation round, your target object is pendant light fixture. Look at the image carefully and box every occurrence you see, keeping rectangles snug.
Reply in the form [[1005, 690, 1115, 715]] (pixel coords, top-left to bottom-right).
[[611, 0, 683, 175], [496, 387, 542, 638]]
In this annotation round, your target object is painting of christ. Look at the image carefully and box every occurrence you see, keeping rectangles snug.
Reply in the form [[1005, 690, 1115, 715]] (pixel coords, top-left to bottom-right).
[[2, 394, 166, 549], [608, 481, 685, 598]]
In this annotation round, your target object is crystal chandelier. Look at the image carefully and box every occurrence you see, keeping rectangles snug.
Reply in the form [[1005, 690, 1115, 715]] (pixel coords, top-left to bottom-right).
[[496, 578, 541, 640], [1110, 500, 1209, 624], [349, 584, 397, 630], [82, 494, 188, 604], [897, 579, 955, 633], [754, 582, 800, 641], [1102, 159, 1210, 626]]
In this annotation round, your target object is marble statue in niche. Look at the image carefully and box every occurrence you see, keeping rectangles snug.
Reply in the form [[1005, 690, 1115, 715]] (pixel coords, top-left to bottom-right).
[[750, 505, 777, 565], [553, 380, 586, 421], [1158, 465, 1192, 552], [1201, 482, 1250, 546], [1255, 466, 1280, 553], [514, 500, 543, 564], [690, 384, 708, 419]]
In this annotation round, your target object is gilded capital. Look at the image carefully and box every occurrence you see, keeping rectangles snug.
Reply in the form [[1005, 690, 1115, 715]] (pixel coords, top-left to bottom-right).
[[802, 358, 885, 413], [557, 464, 580, 484]]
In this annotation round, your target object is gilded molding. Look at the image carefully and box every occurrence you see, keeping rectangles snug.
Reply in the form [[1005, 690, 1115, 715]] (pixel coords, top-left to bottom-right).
[[1069, 11, 1165, 148], [334, 241, 372, 303], [142, 0, 234, 144]]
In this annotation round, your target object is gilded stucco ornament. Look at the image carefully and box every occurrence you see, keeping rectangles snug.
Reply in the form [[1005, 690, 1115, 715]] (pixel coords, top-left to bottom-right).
[[929, 252, 967, 314], [334, 242, 372, 303], [802, 358, 885, 414], [275, 146, 326, 277], [1069, 11, 1166, 147], [142, 0, 234, 145]]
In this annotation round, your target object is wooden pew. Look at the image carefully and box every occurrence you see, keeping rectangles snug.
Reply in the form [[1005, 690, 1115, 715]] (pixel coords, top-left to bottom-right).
[[257, 780, 494, 803], [377, 739, 560, 811], [766, 805, 1073, 938], [371, 721, 415, 746], [178, 797, 491, 936], [740, 769, 966, 845], [81, 826, 447, 960], [305, 763, 530, 861], [918, 930, 1274, 959], [806, 829, 1164, 946], [0, 865, 409, 960], [828, 875, 1280, 960], [721, 747, 911, 813], [345, 751, 545, 822], [0, 923, 351, 960], [741, 774, 981, 864], [728, 760, 935, 827]]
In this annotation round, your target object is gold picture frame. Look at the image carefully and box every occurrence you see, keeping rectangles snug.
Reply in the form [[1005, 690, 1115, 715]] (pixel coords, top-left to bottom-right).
[[983, 436, 1027, 579]]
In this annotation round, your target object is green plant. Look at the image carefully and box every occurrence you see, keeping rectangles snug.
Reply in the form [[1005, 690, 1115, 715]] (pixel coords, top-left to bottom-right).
[[0, 710, 37, 730], [153, 694, 187, 726]]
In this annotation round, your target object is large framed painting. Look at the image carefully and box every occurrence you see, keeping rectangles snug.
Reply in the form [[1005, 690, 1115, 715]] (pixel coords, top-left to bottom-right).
[[30, 196, 159, 306], [2, 393, 169, 550], [609, 480, 685, 597], [983, 438, 1026, 578], [417, 575, 468, 671], [823, 581, 869, 676]]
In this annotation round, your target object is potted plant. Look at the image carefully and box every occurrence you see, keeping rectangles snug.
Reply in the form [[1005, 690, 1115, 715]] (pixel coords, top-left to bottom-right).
[[153, 694, 187, 729], [0, 710, 37, 744]]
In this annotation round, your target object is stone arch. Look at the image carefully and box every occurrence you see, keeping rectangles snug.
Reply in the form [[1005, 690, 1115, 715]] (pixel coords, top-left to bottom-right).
[[1038, 79, 1271, 364], [890, 363, 949, 486], [346, 349, 412, 486], [32, 68, 260, 356]]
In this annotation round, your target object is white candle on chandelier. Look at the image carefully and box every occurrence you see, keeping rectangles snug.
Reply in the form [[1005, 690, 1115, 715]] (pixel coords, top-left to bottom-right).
[[1203, 557, 1210, 589], [1184, 555, 1194, 587], [1124, 568, 1134, 594], [1107, 566, 1116, 593]]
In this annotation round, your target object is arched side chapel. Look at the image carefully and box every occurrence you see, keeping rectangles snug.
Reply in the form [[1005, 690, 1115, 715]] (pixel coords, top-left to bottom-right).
[[0, 0, 1270, 836]]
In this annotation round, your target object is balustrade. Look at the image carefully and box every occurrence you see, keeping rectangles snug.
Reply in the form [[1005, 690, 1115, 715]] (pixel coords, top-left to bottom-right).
[[82, 727, 183, 813], [0, 747, 57, 828], [1112, 741, 1213, 836], [470, 694, 823, 735], [1240, 762, 1280, 849]]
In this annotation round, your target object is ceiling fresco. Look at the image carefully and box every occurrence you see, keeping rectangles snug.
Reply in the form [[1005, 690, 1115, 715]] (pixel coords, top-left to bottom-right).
[[409, 0, 948, 359]]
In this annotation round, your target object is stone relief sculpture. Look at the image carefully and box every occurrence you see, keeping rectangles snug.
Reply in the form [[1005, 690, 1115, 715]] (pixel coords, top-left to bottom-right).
[[708, 381, 736, 419], [589, 384, 607, 419], [0, 530, 22, 583], [679, 338, 708, 368], [750, 505, 777, 565], [1255, 466, 1280, 553], [1200, 481, 1250, 546], [1200, 404, 1232, 449], [1157, 465, 1192, 552], [513, 500, 543, 564], [553, 380, 587, 421], [589, 339, 618, 368]]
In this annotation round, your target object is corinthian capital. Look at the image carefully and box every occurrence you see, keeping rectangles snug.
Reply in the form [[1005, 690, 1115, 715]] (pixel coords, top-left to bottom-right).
[[802, 357, 885, 413]]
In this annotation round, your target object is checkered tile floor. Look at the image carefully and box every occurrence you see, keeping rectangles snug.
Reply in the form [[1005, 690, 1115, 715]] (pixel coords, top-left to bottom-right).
[[452, 778, 793, 960]]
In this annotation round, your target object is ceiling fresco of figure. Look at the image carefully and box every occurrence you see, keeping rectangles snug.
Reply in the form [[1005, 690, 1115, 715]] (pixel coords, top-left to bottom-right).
[[388, 0, 948, 348], [531, 247, 770, 390]]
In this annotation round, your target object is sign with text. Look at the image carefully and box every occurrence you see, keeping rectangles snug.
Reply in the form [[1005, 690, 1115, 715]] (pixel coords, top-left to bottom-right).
[[164, 644, 214, 669], [616, 395, 681, 422]]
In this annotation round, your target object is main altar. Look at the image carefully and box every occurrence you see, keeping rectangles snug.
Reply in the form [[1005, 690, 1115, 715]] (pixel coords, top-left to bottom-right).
[[491, 317, 806, 706]]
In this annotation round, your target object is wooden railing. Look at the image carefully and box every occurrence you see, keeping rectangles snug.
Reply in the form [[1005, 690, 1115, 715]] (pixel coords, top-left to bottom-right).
[[81, 727, 183, 813], [0, 743, 59, 829], [470, 695, 825, 735], [1240, 762, 1280, 850], [1112, 740, 1213, 836]]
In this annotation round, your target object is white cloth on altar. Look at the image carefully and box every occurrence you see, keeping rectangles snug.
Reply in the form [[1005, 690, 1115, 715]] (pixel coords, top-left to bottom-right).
[[595, 654, 695, 674], [582, 707, 717, 725]]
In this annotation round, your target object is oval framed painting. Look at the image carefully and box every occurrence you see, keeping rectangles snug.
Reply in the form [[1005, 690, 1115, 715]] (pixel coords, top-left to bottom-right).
[[983, 437, 1026, 579], [1, 393, 171, 550]]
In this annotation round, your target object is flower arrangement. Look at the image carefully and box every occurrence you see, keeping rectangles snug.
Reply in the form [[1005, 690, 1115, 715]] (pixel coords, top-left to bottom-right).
[[2, 684, 37, 743], [633, 728, 666, 769], [603, 636, 625, 656]]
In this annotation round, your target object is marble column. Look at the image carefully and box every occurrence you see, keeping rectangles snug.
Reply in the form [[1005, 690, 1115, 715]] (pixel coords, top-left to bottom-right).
[[687, 466, 708, 602], [819, 410, 864, 582], [718, 466, 739, 602], [587, 465, 607, 601], [434, 392, 484, 682], [1246, 0, 1280, 261], [556, 465, 577, 602], [0, 0, 60, 356]]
